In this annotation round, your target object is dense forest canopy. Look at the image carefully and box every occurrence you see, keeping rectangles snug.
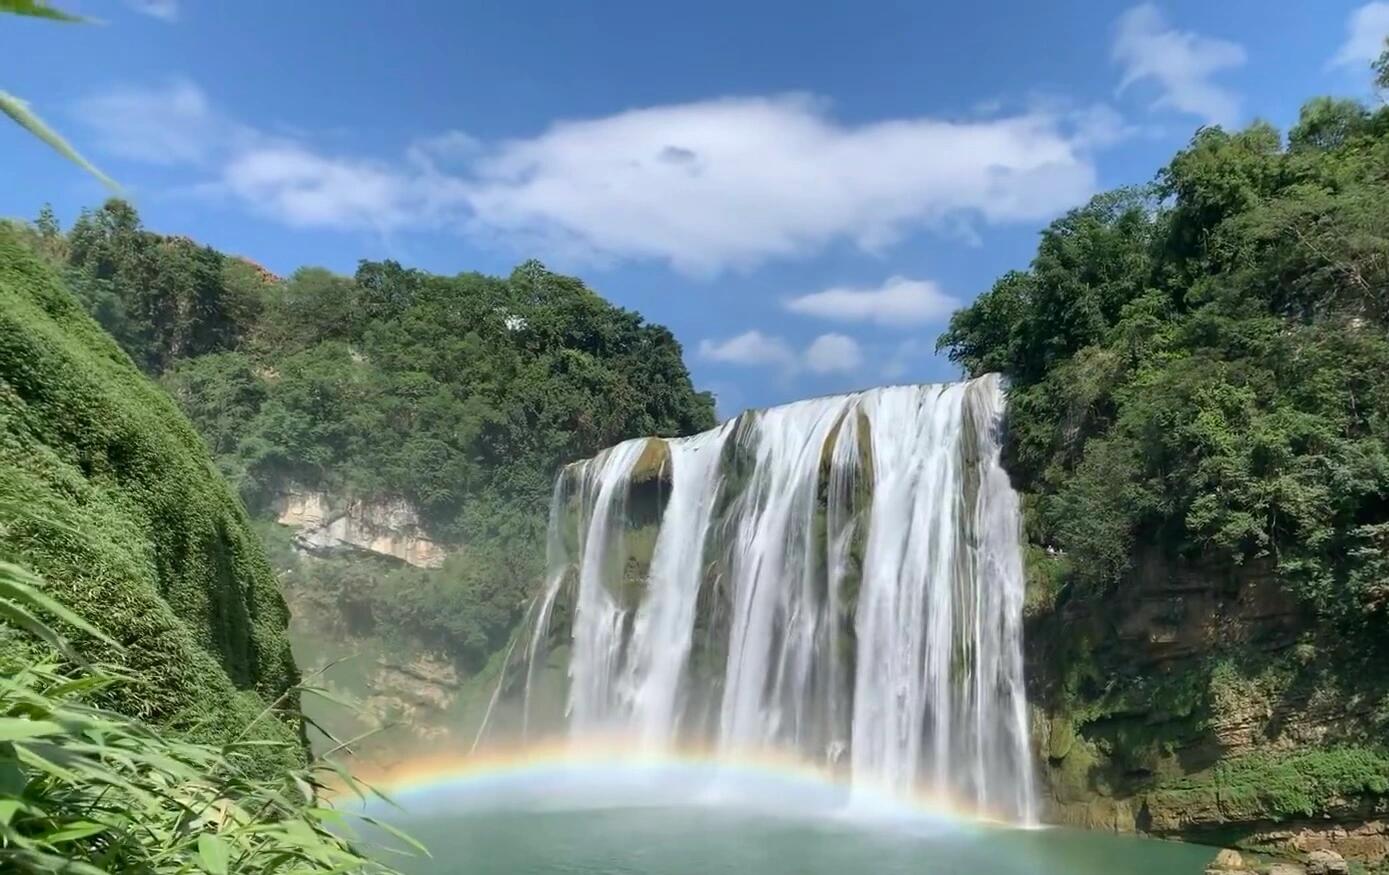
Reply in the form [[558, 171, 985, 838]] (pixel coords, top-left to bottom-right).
[[938, 96, 1389, 637], [13, 203, 716, 667]]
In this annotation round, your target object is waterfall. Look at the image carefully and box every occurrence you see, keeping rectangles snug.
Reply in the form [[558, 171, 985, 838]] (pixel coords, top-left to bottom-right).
[[516, 375, 1034, 822]]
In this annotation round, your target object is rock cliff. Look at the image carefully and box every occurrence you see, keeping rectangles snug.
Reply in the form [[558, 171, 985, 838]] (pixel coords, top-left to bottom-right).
[[274, 487, 447, 568], [1026, 551, 1389, 865]]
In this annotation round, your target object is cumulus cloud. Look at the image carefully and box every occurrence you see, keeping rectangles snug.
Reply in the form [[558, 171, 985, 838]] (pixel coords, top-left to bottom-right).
[[1330, 3, 1389, 72], [76, 80, 456, 232], [803, 334, 863, 374], [126, 0, 178, 20], [75, 79, 237, 165], [76, 80, 1116, 270], [464, 94, 1105, 272], [784, 276, 958, 327], [699, 330, 864, 375], [698, 331, 797, 369], [1113, 4, 1246, 126]]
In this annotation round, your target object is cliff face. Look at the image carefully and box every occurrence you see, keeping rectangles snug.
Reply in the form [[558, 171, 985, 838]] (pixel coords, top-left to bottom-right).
[[273, 487, 446, 568], [0, 228, 302, 764], [1025, 551, 1389, 864]]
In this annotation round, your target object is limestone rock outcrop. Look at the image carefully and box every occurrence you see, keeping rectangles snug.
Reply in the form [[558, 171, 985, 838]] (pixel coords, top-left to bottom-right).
[[275, 487, 446, 568]]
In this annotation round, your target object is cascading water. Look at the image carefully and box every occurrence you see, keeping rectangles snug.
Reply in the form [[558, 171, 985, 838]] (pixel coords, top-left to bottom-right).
[[509, 375, 1034, 822]]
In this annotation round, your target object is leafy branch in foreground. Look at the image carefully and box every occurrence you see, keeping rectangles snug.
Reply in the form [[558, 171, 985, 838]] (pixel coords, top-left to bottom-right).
[[0, 1, 84, 22], [0, 1, 118, 190], [0, 561, 418, 873]]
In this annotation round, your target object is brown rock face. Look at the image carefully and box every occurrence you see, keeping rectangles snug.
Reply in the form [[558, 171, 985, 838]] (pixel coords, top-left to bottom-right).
[[1026, 550, 1389, 864], [1207, 848, 1244, 870], [1303, 849, 1348, 875]]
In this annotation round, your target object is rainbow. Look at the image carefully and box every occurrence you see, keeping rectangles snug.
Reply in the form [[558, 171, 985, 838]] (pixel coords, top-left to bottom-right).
[[344, 739, 1020, 828]]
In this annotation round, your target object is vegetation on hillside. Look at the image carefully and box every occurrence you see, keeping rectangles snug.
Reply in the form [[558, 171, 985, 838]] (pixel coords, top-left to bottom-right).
[[938, 96, 1389, 637], [0, 560, 409, 873], [0, 226, 302, 766], [942, 78, 1389, 851], [13, 201, 716, 671]]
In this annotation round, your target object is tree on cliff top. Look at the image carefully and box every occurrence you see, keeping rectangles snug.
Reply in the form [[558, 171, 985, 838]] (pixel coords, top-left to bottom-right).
[[938, 98, 1389, 636]]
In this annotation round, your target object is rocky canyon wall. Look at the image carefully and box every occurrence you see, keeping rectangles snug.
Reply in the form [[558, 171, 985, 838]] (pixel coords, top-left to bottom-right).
[[1024, 551, 1389, 865]]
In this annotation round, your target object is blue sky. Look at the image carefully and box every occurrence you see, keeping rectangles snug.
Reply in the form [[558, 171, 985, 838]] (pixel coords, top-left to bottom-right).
[[4, 1, 1388, 416]]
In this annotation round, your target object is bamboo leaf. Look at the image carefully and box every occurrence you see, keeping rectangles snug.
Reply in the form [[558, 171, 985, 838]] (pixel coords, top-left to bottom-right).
[[0, 561, 118, 648], [0, 598, 76, 660], [43, 820, 108, 843], [197, 832, 231, 874], [0, 0, 85, 22], [296, 684, 359, 711], [0, 91, 119, 191], [0, 799, 22, 826], [0, 718, 63, 742], [360, 815, 430, 857]]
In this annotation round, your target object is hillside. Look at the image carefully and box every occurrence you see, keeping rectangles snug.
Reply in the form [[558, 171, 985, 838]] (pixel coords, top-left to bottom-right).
[[13, 201, 717, 750], [0, 225, 301, 762], [938, 98, 1389, 861]]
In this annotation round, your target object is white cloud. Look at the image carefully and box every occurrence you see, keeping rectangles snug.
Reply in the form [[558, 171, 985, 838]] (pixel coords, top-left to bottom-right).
[[1330, 3, 1389, 72], [698, 331, 797, 369], [126, 0, 178, 20], [218, 146, 442, 231], [700, 330, 864, 375], [76, 80, 454, 232], [406, 130, 483, 172], [784, 276, 958, 327], [76, 82, 1117, 269], [1113, 4, 1246, 126], [75, 79, 236, 165], [803, 334, 863, 374], [464, 94, 1105, 273]]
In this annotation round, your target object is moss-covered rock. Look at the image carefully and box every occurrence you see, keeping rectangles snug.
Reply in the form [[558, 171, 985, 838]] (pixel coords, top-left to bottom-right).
[[630, 437, 671, 488], [0, 228, 301, 767], [1027, 549, 1389, 863]]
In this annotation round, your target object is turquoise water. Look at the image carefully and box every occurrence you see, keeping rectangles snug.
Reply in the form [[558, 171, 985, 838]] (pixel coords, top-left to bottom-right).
[[365, 761, 1213, 875], [386, 807, 1214, 874]]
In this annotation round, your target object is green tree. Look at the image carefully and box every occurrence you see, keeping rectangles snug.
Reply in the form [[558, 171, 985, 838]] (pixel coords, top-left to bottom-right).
[[939, 98, 1389, 637], [24, 199, 716, 673]]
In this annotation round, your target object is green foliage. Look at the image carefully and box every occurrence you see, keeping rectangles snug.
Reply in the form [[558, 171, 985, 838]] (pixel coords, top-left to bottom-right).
[[939, 103, 1389, 634], [0, 561, 411, 873], [1152, 747, 1389, 823], [0, 225, 302, 768], [281, 546, 533, 670], [29, 199, 715, 674], [64, 202, 266, 372], [0, 1, 83, 22]]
